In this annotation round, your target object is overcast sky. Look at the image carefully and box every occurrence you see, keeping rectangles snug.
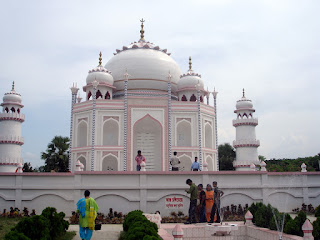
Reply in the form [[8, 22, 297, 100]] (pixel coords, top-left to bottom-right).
[[0, 0, 319, 167]]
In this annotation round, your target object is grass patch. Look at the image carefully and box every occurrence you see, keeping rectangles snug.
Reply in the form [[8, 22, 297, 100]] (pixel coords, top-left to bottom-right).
[[56, 231, 76, 240], [0, 217, 76, 240], [0, 217, 21, 239]]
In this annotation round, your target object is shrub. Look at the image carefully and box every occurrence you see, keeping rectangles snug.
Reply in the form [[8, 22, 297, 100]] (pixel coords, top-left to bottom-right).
[[284, 219, 300, 236], [12, 215, 50, 240], [123, 210, 144, 232], [313, 217, 320, 240], [270, 212, 292, 231], [283, 211, 306, 237], [4, 231, 30, 240], [253, 203, 274, 228], [122, 210, 161, 240], [315, 205, 320, 217], [41, 207, 69, 239]]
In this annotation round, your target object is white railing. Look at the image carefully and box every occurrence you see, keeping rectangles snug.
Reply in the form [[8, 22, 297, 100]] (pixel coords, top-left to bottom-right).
[[0, 136, 24, 145], [233, 118, 258, 126], [0, 112, 25, 121], [233, 139, 260, 147], [0, 157, 23, 164]]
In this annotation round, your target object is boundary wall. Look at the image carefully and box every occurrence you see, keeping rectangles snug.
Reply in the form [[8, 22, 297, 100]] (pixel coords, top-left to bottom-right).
[[0, 171, 319, 217]]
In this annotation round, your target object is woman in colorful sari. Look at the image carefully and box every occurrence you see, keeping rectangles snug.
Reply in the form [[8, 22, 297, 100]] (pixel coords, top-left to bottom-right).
[[77, 190, 99, 240], [205, 184, 214, 222]]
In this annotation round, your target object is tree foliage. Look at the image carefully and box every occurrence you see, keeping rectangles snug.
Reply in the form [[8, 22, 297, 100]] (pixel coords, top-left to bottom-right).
[[22, 162, 34, 172], [266, 155, 320, 172], [41, 136, 70, 172], [218, 143, 236, 170]]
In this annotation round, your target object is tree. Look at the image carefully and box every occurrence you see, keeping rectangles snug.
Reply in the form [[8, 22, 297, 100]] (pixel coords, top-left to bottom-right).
[[218, 143, 236, 170], [41, 136, 70, 172], [22, 162, 34, 172]]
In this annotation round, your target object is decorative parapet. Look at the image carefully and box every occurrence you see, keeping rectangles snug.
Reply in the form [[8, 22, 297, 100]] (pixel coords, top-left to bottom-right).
[[233, 118, 258, 127], [233, 139, 260, 148], [0, 112, 25, 122], [0, 157, 23, 164], [0, 136, 24, 145]]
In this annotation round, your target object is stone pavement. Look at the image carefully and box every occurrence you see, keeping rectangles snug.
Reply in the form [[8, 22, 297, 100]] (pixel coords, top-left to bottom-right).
[[68, 224, 123, 240]]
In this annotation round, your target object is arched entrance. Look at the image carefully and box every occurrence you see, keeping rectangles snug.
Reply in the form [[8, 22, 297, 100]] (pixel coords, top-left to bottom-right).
[[133, 115, 162, 171]]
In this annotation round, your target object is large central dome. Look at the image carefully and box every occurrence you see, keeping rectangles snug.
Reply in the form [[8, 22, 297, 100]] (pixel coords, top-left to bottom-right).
[[105, 22, 181, 93]]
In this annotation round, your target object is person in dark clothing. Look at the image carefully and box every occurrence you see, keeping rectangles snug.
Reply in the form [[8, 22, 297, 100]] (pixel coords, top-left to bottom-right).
[[209, 181, 224, 223], [198, 184, 206, 223], [185, 179, 197, 224]]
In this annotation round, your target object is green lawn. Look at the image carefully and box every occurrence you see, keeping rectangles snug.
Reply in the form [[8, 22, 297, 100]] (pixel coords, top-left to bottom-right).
[[0, 217, 20, 239], [0, 217, 76, 240]]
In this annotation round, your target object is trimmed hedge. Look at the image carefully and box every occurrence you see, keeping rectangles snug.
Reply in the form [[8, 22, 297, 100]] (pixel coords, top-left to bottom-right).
[[121, 210, 161, 240]]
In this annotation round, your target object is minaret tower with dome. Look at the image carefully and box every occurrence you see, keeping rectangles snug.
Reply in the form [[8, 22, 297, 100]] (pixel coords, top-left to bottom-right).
[[0, 82, 25, 172], [233, 89, 260, 171]]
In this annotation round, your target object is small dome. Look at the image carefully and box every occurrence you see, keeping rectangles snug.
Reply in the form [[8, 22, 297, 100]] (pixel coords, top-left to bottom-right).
[[178, 57, 204, 91], [86, 66, 114, 86], [236, 89, 253, 110], [3, 82, 22, 104], [178, 72, 204, 91]]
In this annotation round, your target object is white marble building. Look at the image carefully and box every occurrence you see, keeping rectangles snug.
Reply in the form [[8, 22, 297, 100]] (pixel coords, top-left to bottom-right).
[[69, 21, 218, 172]]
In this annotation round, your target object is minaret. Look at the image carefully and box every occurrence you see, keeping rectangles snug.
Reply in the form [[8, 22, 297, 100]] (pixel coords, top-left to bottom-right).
[[0, 82, 25, 172], [233, 89, 260, 171]]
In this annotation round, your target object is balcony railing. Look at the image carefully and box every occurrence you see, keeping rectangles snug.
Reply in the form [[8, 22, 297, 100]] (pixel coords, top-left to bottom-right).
[[233, 118, 258, 127], [0, 112, 25, 122], [233, 139, 260, 148], [0, 136, 24, 145]]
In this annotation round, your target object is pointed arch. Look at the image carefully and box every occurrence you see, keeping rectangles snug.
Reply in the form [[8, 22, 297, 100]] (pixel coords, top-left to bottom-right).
[[204, 123, 213, 149], [17, 108, 20, 113], [200, 95, 203, 102], [10, 107, 15, 113], [5, 107, 9, 113], [190, 94, 196, 102], [206, 155, 213, 171], [105, 91, 110, 99], [87, 91, 92, 100], [77, 155, 87, 171], [237, 113, 241, 119], [176, 120, 191, 146], [103, 118, 119, 146], [178, 154, 192, 171], [102, 154, 118, 171], [77, 120, 88, 147], [243, 113, 248, 118], [96, 90, 102, 99], [181, 95, 187, 101], [133, 114, 162, 171]]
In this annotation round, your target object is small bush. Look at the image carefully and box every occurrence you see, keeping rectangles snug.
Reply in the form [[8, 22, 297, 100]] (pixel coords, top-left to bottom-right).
[[315, 205, 320, 217], [41, 207, 69, 239], [283, 211, 306, 237], [12, 215, 50, 240], [313, 217, 320, 240], [4, 230, 30, 240], [122, 210, 161, 240]]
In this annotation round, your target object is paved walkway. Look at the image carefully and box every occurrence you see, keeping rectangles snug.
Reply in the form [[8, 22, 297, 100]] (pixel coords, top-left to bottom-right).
[[68, 224, 123, 240]]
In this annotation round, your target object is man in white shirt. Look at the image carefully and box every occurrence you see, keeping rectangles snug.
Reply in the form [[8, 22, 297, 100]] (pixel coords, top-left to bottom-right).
[[170, 151, 180, 171]]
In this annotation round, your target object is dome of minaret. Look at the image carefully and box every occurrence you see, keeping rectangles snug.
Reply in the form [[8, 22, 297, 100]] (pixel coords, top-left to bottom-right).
[[105, 19, 182, 93], [178, 57, 204, 91], [236, 89, 253, 110], [86, 52, 114, 86], [2, 82, 22, 104]]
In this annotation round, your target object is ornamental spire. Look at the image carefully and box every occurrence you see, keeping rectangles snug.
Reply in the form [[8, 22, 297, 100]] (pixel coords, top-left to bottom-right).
[[12, 81, 15, 91], [242, 88, 245, 98], [98, 52, 102, 66], [140, 18, 145, 41], [189, 56, 192, 71]]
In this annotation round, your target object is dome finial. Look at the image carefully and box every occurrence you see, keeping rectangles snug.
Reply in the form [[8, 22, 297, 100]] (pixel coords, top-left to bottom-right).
[[140, 18, 145, 41], [12, 81, 15, 91], [98, 52, 102, 66], [189, 56, 192, 71], [242, 88, 245, 98]]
